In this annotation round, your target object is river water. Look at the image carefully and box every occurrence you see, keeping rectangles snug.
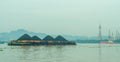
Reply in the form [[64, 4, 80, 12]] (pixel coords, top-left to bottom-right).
[[0, 44, 120, 62]]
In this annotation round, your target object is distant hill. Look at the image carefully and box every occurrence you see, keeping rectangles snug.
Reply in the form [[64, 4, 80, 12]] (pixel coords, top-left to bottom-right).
[[0, 29, 47, 41], [0, 29, 108, 42]]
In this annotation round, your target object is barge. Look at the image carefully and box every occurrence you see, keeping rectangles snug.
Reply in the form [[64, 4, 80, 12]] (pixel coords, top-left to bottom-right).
[[8, 34, 76, 46]]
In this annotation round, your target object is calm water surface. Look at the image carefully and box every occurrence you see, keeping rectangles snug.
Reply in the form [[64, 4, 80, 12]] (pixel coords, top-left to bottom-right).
[[0, 44, 120, 62]]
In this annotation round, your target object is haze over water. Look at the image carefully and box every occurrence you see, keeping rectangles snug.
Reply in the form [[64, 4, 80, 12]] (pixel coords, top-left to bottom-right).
[[0, 0, 120, 36], [0, 44, 120, 62]]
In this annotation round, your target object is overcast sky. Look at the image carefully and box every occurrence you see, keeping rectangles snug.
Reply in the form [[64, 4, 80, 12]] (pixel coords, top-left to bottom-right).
[[0, 0, 120, 36]]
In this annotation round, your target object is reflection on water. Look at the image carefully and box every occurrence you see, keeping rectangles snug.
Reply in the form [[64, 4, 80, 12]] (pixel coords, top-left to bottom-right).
[[0, 44, 120, 62]]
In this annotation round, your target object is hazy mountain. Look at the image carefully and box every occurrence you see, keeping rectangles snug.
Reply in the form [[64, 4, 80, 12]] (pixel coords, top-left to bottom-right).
[[0, 29, 47, 41], [0, 29, 108, 42]]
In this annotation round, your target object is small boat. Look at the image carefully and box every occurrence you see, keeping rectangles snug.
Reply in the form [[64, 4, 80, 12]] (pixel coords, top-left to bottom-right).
[[100, 40, 114, 44]]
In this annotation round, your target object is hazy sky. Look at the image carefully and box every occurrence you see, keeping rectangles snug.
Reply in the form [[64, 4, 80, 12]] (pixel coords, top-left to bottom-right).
[[0, 0, 120, 36]]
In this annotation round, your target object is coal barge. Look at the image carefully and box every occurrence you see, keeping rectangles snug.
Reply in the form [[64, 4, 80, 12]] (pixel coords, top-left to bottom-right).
[[8, 34, 76, 46]]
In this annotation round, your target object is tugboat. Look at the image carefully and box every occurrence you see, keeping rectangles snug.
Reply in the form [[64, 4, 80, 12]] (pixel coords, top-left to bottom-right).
[[100, 40, 113, 44]]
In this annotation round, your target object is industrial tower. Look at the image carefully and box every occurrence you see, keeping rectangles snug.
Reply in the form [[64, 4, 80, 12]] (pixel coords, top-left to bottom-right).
[[99, 25, 102, 41]]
